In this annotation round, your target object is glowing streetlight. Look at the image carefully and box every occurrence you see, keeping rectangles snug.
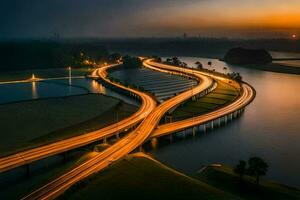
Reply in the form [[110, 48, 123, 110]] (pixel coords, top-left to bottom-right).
[[68, 66, 72, 85], [292, 34, 297, 39]]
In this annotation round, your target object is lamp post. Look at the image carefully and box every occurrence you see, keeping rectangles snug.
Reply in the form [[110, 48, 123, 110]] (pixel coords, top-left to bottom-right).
[[68, 66, 72, 85]]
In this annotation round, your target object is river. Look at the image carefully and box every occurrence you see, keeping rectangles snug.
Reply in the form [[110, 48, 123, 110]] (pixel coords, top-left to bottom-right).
[[150, 57, 300, 187], [1, 59, 299, 187]]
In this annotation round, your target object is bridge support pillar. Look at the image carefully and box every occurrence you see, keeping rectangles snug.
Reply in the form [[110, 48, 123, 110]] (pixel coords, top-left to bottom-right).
[[192, 127, 196, 137], [139, 145, 143, 152], [103, 137, 107, 144], [203, 124, 206, 133], [218, 118, 221, 127], [225, 116, 227, 124], [116, 133, 120, 140], [211, 121, 214, 130]]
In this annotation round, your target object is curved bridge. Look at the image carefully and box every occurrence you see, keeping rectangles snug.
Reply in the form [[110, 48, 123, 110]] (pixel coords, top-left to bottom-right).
[[22, 59, 214, 200], [0, 65, 155, 173], [20, 59, 255, 200]]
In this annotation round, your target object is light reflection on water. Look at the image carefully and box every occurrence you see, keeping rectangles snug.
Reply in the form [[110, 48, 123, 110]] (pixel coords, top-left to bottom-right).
[[0, 78, 139, 106], [152, 57, 300, 187], [31, 81, 38, 99]]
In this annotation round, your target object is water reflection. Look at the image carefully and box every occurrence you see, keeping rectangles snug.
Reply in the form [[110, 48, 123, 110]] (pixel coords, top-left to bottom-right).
[[153, 57, 300, 187], [92, 80, 106, 94], [31, 81, 38, 99]]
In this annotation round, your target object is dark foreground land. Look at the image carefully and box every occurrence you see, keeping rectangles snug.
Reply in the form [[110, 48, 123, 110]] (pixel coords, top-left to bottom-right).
[[60, 153, 238, 200], [0, 94, 138, 156], [196, 165, 300, 200], [60, 153, 300, 200]]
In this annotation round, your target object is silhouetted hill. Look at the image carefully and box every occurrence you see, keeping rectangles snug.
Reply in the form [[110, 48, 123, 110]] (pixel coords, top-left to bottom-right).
[[223, 48, 272, 65]]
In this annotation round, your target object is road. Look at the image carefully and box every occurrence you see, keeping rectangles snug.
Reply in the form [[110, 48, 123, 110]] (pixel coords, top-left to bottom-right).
[[151, 83, 255, 138], [144, 60, 255, 138], [0, 65, 155, 173], [22, 59, 214, 200]]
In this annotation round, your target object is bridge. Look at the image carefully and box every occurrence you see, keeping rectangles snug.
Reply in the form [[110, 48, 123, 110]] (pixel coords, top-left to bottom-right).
[[21, 59, 255, 199]]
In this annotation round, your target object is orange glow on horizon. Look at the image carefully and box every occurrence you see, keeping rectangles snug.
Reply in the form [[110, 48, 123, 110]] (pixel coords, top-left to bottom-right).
[[142, 1, 300, 37]]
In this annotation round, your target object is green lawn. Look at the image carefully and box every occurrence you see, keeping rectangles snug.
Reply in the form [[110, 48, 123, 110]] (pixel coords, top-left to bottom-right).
[[60, 153, 240, 200], [196, 165, 300, 200], [0, 94, 137, 156], [172, 80, 240, 121]]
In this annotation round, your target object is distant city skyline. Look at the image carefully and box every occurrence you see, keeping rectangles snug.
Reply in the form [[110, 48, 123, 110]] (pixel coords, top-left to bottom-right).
[[1, 0, 299, 39]]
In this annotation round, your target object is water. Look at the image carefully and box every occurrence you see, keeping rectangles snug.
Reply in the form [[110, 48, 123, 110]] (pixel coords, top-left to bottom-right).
[[151, 57, 300, 187], [0, 78, 138, 106]]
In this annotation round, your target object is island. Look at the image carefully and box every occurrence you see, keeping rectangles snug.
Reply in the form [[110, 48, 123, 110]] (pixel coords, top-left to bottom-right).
[[223, 47, 272, 65]]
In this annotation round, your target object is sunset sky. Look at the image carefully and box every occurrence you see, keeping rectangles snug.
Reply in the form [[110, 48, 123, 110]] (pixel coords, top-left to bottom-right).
[[1, 0, 300, 39]]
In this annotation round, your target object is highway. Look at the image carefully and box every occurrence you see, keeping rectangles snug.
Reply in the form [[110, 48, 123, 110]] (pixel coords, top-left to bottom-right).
[[21, 59, 214, 200], [0, 65, 156, 173], [151, 83, 255, 138], [20, 59, 254, 200], [144, 60, 255, 138]]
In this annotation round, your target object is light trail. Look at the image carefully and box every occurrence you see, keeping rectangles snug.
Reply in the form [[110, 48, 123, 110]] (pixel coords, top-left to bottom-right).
[[143, 60, 255, 138], [21, 59, 213, 200], [151, 83, 255, 138], [0, 65, 155, 173]]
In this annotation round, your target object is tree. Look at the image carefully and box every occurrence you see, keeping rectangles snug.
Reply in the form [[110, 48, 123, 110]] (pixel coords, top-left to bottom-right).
[[166, 58, 172, 63], [182, 62, 188, 68], [248, 157, 268, 185], [109, 53, 121, 62], [208, 61, 212, 67], [195, 61, 203, 69], [234, 160, 247, 183], [152, 56, 162, 62], [172, 57, 181, 66], [228, 72, 242, 82], [122, 55, 142, 68]]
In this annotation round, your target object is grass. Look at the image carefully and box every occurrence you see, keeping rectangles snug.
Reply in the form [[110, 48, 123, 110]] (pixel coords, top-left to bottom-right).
[[172, 80, 240, 121], [0, 94, 137, 156], [0, 67, 92, 82], [196, 165, 300, 200], [59, 153, 240, 200]]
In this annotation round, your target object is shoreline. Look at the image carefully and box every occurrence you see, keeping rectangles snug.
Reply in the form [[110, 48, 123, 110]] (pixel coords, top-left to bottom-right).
[[218, 58, 300, 75], [239, 62, 300, 75]]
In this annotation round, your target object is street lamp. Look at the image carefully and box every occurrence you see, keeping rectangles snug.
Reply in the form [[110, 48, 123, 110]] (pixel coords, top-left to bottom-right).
[[68, 66, 72, 85]]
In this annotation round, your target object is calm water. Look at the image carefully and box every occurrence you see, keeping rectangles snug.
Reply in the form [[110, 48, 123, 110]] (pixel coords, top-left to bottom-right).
[[0, 78, 138, 106], [151, 57, 300, 187]]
